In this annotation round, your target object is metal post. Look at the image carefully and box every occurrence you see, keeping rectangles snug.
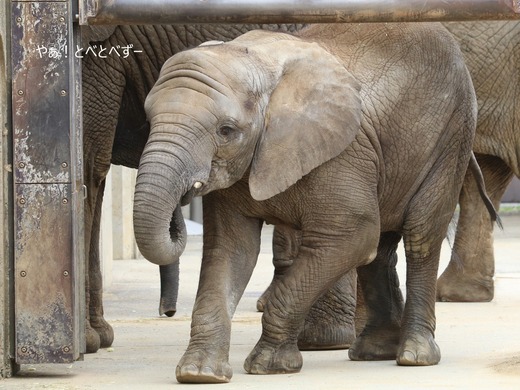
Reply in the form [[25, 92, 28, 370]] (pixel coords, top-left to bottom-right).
[[81, 0, 520, 25], [1, 0, 16, 379], [10, 1, 84, 364]]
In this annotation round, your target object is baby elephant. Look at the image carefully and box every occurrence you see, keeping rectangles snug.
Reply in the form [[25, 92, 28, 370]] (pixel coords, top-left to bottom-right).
[[133, 23, 477, 383]]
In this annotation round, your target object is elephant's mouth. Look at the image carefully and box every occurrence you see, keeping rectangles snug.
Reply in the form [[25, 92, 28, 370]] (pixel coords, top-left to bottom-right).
[[180, 181, 204, 206]]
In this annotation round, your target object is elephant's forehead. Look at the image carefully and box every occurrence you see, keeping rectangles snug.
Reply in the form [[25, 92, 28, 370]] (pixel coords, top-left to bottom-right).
[[171, 45, 267, 81], [147, 47, 268, 123], [145, 81, 255, 129], [163, 45, 246, 72], [157, 53, 252, 91], [153, 52, 265, 104]]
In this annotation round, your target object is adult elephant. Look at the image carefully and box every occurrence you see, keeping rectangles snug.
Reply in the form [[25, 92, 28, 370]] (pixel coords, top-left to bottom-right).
[[133, 23, 478, 382], [259, 21, 519, 314], [80, 24, 312, 353], [436, 21, 520, 302]]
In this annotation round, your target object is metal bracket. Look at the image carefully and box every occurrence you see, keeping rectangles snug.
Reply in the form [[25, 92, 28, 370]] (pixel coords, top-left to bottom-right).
[[79, 0, 97, 25]]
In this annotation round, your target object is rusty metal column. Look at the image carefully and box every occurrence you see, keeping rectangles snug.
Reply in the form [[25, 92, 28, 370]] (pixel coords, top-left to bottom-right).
[[1, 0, 15, 378], [11, 1, 85, 364]]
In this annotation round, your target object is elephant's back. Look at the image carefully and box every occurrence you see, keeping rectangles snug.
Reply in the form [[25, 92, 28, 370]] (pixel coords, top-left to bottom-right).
[[443, 21, 520, 175], [300, 24, 477, 231], [296, 23, 461, 70]]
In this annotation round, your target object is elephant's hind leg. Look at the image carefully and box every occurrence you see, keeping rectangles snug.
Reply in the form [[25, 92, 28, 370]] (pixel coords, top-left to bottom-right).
[[257, 225, 297, 312], [394, 221, 446, 366], [349, 232, 403, 361], [437, 155, 513, 302], [396, 180, 462, 365], [397, 232, 442, 366], [245, 216, 380, 375]]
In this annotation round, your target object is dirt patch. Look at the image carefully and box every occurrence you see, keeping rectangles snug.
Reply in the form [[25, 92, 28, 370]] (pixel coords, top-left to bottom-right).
[[491, 355, 520, 376]]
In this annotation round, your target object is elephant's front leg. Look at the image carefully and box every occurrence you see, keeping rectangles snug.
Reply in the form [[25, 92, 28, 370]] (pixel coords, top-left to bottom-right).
[[256, 225, 299, 311], [176, 194, 262, 384], [85, 178, 114, 353], [82, 60, 125, 353], [244, 223, 379, 375], [258, 226, 357, 350]]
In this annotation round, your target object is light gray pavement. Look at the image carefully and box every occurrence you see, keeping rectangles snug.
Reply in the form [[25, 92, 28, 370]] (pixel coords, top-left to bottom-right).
[[4, 210, 520, 389]]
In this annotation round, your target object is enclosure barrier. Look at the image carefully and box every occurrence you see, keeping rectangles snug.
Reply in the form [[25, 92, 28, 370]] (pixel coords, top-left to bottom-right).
[[81, 0, 520, 25], [8, 0, 84, 372]]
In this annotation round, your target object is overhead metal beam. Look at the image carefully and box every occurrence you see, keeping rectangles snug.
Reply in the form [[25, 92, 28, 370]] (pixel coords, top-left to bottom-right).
[[80, 0, 520, 25]]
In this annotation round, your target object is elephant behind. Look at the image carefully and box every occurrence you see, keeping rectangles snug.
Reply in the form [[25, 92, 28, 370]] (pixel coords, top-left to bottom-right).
[[437, 21, 520, 302], [133, 23, 477, 383]]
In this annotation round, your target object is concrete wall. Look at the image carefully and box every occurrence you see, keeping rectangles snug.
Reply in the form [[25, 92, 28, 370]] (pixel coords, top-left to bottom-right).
[[100, 166, 139, 287]]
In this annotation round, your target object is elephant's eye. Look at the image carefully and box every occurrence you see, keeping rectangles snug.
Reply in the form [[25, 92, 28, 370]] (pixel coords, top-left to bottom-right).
[[218, 126, 234, 137], [217, 125, 240, 142]]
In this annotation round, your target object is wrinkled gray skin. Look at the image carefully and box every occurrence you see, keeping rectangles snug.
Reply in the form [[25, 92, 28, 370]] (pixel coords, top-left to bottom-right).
[[259, 226, 357, 350], [81, 24, 304, 353], [83, 20, 517, 358], [260, 21, 520, 334], [133, 23, 477, 383], [436, 21, 520, 302]]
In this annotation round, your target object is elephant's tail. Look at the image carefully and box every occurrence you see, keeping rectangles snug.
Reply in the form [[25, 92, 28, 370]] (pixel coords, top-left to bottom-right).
[[469, 152, 503, 230]]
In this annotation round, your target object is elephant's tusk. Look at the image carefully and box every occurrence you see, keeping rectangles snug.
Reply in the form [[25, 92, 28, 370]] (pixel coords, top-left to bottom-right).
[[199, 40, 224, 47], [193, 181, 203, 189]]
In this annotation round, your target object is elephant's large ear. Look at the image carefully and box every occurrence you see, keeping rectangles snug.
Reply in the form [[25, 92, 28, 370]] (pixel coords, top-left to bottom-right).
[[249, 42, 362, 201]]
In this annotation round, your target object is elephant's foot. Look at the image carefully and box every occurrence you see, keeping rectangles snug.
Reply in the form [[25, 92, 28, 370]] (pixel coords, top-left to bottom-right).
[[244, 340, 302, 375], [298, 319, 355, 350], [437, 268, 494, 302], [89, 289, 115, 348], [159, 297, 176, 317], [348, 325, 400, 361], [85, 322, 101, 354], [176, 350, 233, 383], [397, 331, 440, 366], [90, 315, 114, 349]]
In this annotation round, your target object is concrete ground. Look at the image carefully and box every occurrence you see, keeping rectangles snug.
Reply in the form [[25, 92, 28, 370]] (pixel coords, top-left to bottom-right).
[[3, 211, 520, 389]]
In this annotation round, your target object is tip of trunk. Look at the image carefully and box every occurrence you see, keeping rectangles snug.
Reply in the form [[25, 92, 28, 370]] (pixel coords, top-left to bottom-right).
[[134, 203, 187, 266]]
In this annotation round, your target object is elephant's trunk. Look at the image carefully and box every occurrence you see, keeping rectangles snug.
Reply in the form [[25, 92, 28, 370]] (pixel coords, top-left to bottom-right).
[[133, 130, 204, 265]]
